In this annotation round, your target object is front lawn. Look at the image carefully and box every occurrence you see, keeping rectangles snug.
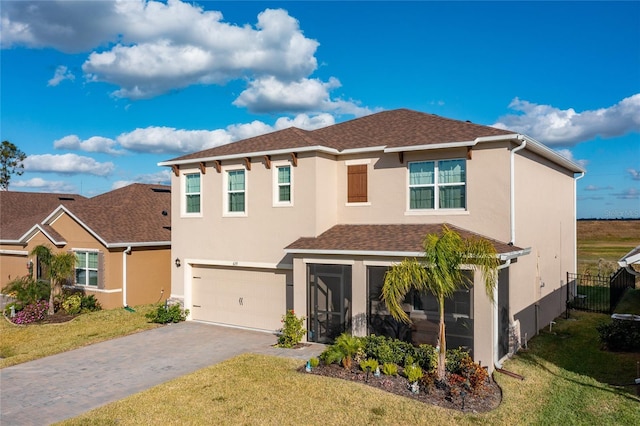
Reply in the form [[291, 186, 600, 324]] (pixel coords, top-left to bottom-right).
[[0, 305, 159, 368], [58, 311, 640, 425]]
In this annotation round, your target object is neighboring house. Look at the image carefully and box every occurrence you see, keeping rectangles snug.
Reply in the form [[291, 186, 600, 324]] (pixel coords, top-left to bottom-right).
[[0, 184, 171, 309], [618, 245, 640, 277], [160, 108, 584, 370]]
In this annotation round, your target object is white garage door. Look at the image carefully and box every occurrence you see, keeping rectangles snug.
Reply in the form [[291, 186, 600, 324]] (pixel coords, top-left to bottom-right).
[[191, 266, 287, 331]]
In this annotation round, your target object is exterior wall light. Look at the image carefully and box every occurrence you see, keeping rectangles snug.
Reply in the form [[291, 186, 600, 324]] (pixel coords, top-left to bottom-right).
[[175, 258, 181, 268]]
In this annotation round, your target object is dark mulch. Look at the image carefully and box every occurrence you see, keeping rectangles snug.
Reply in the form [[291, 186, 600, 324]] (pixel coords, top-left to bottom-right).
[[302, 363, 502, 413], [39, 312, 78, 324]]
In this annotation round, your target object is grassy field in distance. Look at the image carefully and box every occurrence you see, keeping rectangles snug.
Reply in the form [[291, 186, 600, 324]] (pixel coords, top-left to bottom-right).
[[577, 220, 640, 276]]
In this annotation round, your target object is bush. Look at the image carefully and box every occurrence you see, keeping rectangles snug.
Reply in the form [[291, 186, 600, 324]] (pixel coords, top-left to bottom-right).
[[2, 276, 49, 306], [145, 303, 189, 324], [414, 344, 437, 372], [319, 333, 364, 369], [276, 310, 306, 348], [363, 335, 395, 364], [597, 319, 640, 352], [11, 300, 49, 325], [80, 295, 102, 312], [444, 348, 488, 393], [445, 347, 470, 374], [359, 358, 379, 373], [403, 364, 423, 383], [309, 357, 320, 368], [382, 362, 398, 376], [62, 294, 82, 314]]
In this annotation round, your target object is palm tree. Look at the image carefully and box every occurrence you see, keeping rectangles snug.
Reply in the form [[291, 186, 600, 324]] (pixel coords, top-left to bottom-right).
[[30, 245, 76, 315], [381, 225, 500, 380]]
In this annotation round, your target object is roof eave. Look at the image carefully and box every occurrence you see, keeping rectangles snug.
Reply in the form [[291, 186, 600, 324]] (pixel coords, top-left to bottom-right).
[[284, 248, 425, 257], [106, 241, 171, 249]]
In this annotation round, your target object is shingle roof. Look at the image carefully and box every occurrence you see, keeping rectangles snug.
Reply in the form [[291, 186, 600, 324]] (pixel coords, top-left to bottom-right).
[[0, 191, 86, 241], [285, 223, 522, 256], [167, 109, 514, 162], [0, 184, 170, 246]]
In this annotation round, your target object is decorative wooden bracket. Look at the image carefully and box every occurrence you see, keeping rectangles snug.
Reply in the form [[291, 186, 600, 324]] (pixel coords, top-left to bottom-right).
[[264, 155, 271, 169], [213, 160, 222, 173], [398, 152, 404, 164], [467, 146, 473, 160], [290, 152, 298, 167], [244, 157, 252, 171], [171, 165, 179, 177], [199, 162, 206, 174]]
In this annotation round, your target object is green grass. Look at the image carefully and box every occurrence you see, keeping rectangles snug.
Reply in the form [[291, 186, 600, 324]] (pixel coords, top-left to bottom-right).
[[0, 305, 159, 368], [57, 311, 640, 426]]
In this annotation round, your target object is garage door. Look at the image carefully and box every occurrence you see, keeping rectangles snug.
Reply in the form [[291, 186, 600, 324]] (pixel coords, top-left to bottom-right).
[[191, 266, 287, 331]]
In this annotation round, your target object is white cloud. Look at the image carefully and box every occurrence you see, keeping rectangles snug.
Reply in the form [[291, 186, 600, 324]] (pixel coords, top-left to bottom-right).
[[494, 94, 640, 145], [614, 188, 639, 200], [274, 113, 335, 130], [47, 65, 75, 86], [628, 168, 640, 181], [2, 1, 372, 116], [554, 149, 589, 169], [111, 170, 171, 190], [23, 154, 115, 176], [584, 185, 613, 191], [54, 135, 123, 155], [11, 177, 76, 193]]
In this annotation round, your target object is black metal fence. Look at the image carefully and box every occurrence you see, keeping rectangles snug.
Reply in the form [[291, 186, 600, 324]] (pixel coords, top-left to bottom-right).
[[566, 268, 636, 315]]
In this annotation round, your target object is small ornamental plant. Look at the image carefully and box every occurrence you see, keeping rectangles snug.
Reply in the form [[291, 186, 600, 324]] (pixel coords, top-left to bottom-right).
[[11, 300, 49, 325], [277, 309, 306, 348]]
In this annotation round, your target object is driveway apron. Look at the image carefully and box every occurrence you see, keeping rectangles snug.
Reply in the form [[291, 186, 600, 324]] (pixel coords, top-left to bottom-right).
[[0, 322, 323, 425]]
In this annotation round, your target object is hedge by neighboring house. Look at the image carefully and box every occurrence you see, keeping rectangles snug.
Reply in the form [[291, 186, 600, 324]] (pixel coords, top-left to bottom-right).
[[0, 183, 171, 309], [161, 108, 584, 371]]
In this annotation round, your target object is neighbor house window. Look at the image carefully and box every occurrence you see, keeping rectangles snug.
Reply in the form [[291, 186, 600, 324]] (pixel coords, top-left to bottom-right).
[[75, 251, 98, 286], [409, 159, 465, 210], [184, 173, 201, 214], [347, 164, 368, 203], [227, 169, 245, 213], [275, 165, 292, 205]]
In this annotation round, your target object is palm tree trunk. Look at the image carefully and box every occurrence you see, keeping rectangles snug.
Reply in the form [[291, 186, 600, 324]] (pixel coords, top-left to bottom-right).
[[437, 295, 446, 381]]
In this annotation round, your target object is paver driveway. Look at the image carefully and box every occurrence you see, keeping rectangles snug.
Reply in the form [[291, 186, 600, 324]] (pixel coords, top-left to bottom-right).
[[0, 321, 324, 425]]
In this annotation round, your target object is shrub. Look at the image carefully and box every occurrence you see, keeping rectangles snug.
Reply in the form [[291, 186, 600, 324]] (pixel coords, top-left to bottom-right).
[[445, 347, 470, 374], [80, 295, 102, 312], [2, 276, 49, 306], [597, 319, 640, 352], [444, 348, 488, 393], [309, 357, 320, 368], [62, 294, 82, 314], [382, 362, 398, 376], [319, 333, 364, 369], [11, 300, 49, 325], [403, 364, 423, 383], [277, 310, 306, 348], [363, 335, 395, 364], [414, 344, 437, 372], [145, 303, 189, 324], [359, 358, 379, 373]]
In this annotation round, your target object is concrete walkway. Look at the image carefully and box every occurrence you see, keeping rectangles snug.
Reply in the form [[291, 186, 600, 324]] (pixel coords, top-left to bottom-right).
[[0, 322, 324, 425]]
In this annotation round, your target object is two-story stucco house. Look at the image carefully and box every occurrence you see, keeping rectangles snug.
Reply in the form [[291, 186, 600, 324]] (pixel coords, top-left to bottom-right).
[[160, 109, 584, 369]]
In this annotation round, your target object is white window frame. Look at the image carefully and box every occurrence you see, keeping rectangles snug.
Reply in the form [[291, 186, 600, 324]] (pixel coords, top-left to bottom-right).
[[407, 158, 466, 212], [223, 166, 248, 217], [273, 162, 293, 207], [74, 249, 99, 287], [182, 171, 202, 217]]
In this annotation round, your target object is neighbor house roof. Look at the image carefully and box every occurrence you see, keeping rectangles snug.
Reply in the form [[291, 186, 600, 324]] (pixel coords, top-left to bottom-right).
[[0, 191, 86, 242], [160, 109, 584, 173], [618, 245, 640, 267], [285, 223, 529, 261], [0, 184, 171, 248]]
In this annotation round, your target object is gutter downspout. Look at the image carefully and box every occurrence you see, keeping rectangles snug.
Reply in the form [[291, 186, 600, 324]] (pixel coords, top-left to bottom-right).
[[494, 258, 511, 370], [123, 246, 132, 307], [510, 136, 527, 245], [574, 172, 585, 273]]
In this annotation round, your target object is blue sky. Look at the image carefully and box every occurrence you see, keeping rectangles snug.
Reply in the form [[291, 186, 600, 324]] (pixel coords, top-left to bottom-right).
[[1, 1, 638, 219]]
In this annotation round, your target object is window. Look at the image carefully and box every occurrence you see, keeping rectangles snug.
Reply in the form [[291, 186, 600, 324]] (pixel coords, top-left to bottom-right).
[[75, 251, 98, 286], [184, 173, 201, 214], [275, 165, 292, 204], [409, 159, 465, 210], [227, 169, 245, 213], [347, 164, 368, 203]]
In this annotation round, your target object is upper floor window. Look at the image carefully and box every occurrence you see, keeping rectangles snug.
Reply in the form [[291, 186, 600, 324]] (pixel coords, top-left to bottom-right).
[[227, 169, 246, 214], [184, 173, 201, 214], [75, 251, 98, 286], [274, 165, 292, 206], [347, 164, 368, 203], [409, 159, 466, 210]]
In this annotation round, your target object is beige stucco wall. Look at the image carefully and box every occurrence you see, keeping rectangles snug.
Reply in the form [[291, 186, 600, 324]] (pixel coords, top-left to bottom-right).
[[123, 247, 171, 307], [0, 245, 30, 288]]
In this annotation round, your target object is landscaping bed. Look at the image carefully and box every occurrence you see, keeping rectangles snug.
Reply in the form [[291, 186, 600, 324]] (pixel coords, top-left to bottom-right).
[[304, 361, 501, 413]]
